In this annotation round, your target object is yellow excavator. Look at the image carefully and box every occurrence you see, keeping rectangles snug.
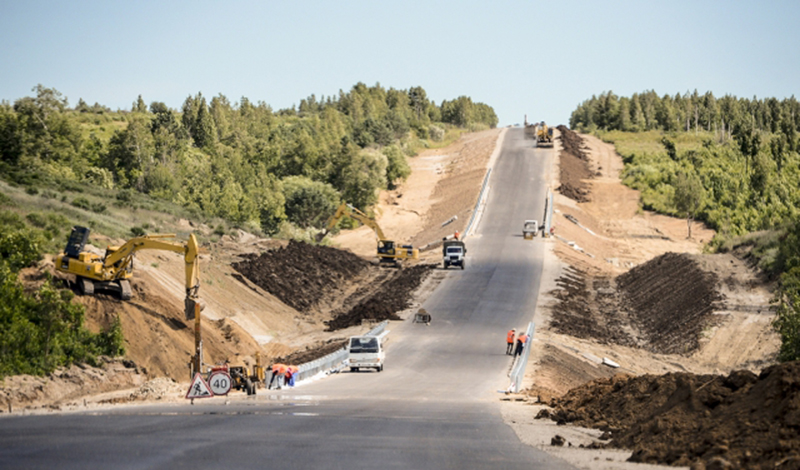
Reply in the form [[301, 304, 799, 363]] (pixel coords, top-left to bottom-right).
[[55, 226, 201, 314], [316, 203, 419, 264]]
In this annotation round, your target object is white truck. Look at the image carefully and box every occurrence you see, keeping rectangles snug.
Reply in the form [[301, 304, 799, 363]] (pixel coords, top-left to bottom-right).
[[523, 220, 539, 240], [443, 240, 466, 269], [347, 333, 387, 372]]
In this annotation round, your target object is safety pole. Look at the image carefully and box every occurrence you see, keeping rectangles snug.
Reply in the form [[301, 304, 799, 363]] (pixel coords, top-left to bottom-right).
[[193, 302, 202, 377]]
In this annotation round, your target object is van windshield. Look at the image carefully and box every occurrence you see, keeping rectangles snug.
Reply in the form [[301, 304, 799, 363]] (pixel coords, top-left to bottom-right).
[[350, 337, 379, 353]]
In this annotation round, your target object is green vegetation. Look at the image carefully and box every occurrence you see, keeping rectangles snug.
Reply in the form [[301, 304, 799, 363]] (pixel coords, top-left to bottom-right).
[[0, 212, 124, 378], [0, 83, 497, 236], [570, 90, 800, 360]]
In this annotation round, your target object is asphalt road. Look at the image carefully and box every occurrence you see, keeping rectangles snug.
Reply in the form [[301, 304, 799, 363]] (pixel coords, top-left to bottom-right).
[[0, 129, 572, 469]]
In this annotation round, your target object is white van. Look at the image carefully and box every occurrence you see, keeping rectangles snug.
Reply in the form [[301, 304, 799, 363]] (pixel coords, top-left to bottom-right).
[[347, 334, 386, 372]]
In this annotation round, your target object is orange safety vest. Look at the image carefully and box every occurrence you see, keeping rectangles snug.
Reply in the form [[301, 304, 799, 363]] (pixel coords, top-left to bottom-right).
[[507, 330, 515, 343], [518, 334, 529, 344], [272, 363, 283, 373]]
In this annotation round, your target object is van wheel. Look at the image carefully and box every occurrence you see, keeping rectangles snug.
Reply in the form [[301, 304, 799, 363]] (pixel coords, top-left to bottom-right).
[[461, 262, 465, 270], [378, 365, 383, 372], [351, 367, 359, 372]]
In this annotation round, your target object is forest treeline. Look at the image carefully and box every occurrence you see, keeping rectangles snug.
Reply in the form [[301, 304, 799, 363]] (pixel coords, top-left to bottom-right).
[[0, 83, 498, 234], [570, 90, 800, 137], [570, 90, 800, 361]]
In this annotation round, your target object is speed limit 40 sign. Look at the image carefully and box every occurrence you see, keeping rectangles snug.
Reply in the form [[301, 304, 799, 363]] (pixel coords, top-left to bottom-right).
[[208, 371, 232, 396]]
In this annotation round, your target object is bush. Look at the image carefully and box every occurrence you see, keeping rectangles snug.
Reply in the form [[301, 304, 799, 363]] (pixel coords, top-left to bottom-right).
[[0, 192, 14, 207], [90, 202, 107, 214], [282, 176, 340, 229], [130, 226, 145, 237], [71, 197, 91, 211], [25, 186, 39, 196]]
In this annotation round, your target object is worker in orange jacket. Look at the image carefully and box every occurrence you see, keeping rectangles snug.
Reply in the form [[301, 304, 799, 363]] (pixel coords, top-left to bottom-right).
[[269, 363, 287, 389], [514, 332, 529, 357], [506, 329, 516, 355]]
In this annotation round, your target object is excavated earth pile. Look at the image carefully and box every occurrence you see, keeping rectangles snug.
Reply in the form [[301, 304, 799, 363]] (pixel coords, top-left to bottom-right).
[[326, 264, 435, 331], [232, 240, 370, 311], [232, 241, 435, 332], [551, 253, 721, 354], [556, 125, 593, 202], [537, 362, 800, 469], [618, 252, 721, 355]]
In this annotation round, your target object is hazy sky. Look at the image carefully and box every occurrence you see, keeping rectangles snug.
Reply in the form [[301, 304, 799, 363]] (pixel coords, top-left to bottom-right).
[[1, 0, 798, 126]]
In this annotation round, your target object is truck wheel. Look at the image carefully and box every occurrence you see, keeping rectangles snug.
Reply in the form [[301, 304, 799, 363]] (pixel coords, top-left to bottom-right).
[[443, 262, 447, 269], [352, 367, 359, 372], [378, 365, 383, 372], [461, 262, 465, 270], [245, 378, 253, 395]]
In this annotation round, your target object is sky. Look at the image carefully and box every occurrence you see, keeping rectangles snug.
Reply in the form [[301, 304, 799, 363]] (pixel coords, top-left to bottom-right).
[[1, 0, 798, 126]]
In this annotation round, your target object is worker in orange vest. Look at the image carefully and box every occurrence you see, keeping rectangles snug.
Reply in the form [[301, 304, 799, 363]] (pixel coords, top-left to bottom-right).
[[506, 329, 516, 355], [269, 363, 287, 389], [514, 332, 529, 357], [285, 365, 299, 387]]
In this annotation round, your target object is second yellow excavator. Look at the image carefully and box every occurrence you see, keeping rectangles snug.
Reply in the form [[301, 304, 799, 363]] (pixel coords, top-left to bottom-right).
[[316, 203, 419, 264]]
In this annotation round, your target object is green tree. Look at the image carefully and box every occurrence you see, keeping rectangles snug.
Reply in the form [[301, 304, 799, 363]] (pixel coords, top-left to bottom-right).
[[672, 171, 704, 239], [282, 176, 340, 228], [383, 145, 410, 189]]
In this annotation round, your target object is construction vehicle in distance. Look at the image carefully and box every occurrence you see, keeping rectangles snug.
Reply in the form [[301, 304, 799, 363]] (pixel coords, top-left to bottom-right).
[[536, 121, 554, 148], [316, 203, 419, 265], [55, 226, 201, 313], [210, 354, 265, 396], [523, 220, 539, 240], [442, 240, 466, 269]]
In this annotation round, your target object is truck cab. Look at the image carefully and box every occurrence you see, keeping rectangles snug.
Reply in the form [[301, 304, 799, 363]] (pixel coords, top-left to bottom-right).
[[523, 220, 539, 240], [443, 240, 466, 269], [348, 335, 386, 372]]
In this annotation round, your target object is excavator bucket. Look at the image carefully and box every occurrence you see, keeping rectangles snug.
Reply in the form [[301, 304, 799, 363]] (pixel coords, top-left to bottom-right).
[[185, 297, 205, 321]]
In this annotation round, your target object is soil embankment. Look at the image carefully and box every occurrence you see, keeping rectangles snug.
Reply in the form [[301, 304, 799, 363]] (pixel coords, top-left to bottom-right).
[[232, 241, 435, 332], [539, 362, 800, 469], [551, 252, 722, 355]]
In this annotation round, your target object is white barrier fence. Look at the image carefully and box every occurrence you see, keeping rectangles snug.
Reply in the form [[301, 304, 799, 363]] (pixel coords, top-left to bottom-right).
[[509, 321, 535, 393]]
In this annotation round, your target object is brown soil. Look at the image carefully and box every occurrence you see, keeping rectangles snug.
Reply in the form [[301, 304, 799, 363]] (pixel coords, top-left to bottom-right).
[[551, 253, 722, 355], [325, 264, 435, 331], [556, 125, 592, 202], [538, 362, 800, 469], [274, 338, 348, 365], [232, 240, 370, 312]]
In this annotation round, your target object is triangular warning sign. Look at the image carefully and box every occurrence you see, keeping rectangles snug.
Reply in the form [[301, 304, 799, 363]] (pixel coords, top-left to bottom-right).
[[185, 373, 214, 399]]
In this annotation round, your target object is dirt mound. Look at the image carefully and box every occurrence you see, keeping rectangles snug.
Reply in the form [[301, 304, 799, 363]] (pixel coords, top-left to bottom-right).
[[550, 266, 637, 348], [556, 125, 593, 202], [232, 240, 370, 311], [551, 253, 721, 355], [325, 265, 435, 331], [538, 362, 800, 468], [274, 338, 348, 365], [619, 252, 721, 354]]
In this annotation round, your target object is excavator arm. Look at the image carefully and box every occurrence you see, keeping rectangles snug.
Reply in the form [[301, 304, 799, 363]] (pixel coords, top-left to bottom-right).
[[103, 233, 201, 295], [316, 203, 387, 242]]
